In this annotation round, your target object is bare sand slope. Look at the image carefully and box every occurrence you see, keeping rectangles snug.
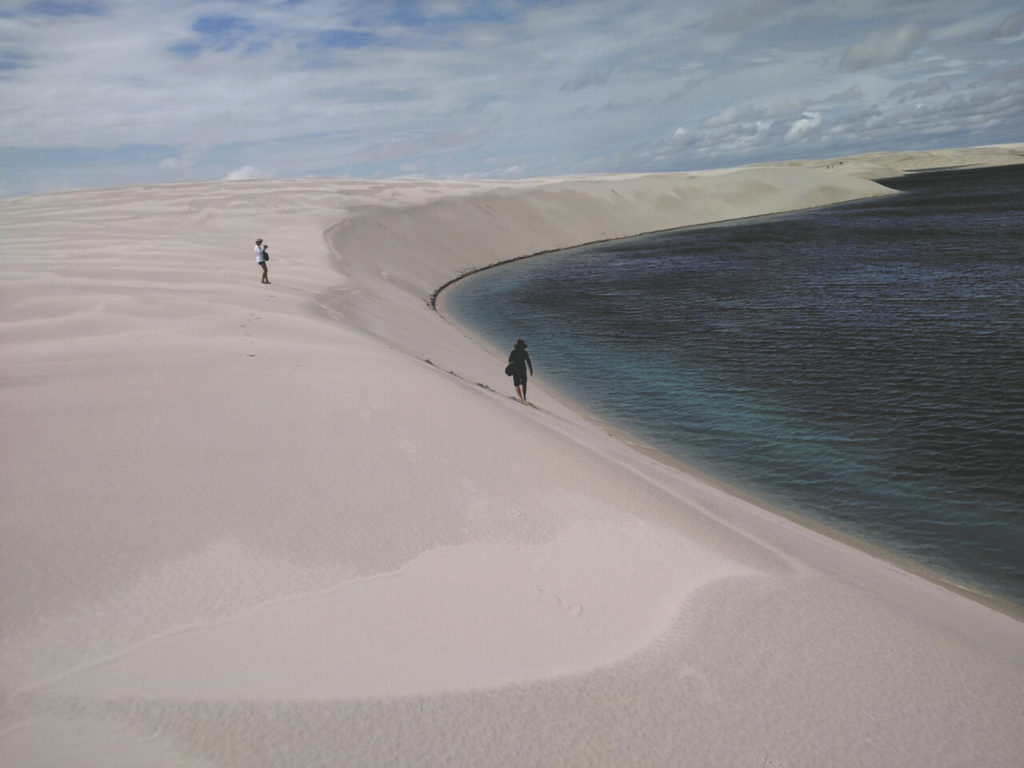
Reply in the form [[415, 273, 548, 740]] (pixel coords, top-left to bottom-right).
[[769, 141, 1024, 178], [2, 148, 1022, 767]]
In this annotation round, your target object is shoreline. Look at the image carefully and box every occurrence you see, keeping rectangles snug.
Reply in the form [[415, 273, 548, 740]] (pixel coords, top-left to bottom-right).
[[432, 188, 1024, 621], [427, 195, 883, 309], [3, 144, 1023, 766], [437, 296, 1024, 621]]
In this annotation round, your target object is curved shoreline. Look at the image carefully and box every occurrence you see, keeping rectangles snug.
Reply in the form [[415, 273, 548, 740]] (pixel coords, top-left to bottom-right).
[[425, 203, 869, 309], [323, 155, 1024, 627], [431, 196, 1024, 620]]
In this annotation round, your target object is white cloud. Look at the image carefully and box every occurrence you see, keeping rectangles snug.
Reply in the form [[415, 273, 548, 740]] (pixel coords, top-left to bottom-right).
[[705, 104, 749, 128], [703, 97, 809, 133], [785, 111, 823, 140], [224, 166, 271, 181], [158, 156, 191, 171]]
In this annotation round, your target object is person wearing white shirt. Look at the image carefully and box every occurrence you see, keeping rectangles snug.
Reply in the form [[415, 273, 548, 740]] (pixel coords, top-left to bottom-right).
[[255, 238, 270, 284]]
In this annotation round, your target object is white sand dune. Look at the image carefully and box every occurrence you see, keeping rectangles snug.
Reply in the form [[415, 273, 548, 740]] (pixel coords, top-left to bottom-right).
[[1, 145, 1022, 767]]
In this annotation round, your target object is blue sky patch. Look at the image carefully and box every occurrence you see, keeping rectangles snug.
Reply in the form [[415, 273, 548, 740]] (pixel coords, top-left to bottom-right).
[[317, 29, 379, 49], [168, 40, 203, 59], [193, 15, 256, 38], [26, 1, 105, 16], [167, 14, 260, 57], [193, 15, 257, 49]]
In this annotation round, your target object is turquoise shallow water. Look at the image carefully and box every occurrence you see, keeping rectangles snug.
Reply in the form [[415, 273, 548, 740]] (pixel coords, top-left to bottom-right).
[[443, 165, 1024, 606]]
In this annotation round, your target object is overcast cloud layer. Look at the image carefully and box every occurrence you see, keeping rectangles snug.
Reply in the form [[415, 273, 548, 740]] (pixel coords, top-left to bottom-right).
[[1, 0, 1022, 194]]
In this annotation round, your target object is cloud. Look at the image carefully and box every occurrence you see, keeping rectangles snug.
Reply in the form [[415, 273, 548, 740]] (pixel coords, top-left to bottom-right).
[[461, 163, 527, 179], [840, 24, 926, 71], [703, 96, 808, 130], [224, 165, 270, 181], [704, 104, 751, 128], [992, 10, 1024, 39], [707, 0, 793, 34], [822, 84, 864, 104], [561, 69, 612, 92], [820, 80, 1022, 151], [889, 75, 952, 103], [785, 111, 823, 140], [2, 0, 1023, 195]]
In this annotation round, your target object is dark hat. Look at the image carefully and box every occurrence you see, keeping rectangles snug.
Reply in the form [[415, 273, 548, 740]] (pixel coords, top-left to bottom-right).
[[256, 238, 263, 244], [515, 339, 527, 348]]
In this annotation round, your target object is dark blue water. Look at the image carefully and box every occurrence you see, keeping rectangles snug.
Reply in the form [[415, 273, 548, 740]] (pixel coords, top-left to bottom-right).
[[443, 165, 1024, 606]]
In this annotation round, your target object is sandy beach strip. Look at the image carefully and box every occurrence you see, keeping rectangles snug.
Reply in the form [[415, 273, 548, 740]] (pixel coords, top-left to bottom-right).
[[1, 144, 1022, 767]]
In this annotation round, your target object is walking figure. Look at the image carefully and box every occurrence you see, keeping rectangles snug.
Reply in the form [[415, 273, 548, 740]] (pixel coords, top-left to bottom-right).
[[508, 339, 533, 403]]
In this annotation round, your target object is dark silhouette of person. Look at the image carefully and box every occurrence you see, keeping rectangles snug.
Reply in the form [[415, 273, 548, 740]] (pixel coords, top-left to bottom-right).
[[508, 339, 533, 403]]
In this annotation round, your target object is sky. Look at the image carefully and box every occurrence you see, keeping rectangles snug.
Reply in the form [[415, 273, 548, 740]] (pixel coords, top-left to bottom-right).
[[1, 0, 1022, 195]]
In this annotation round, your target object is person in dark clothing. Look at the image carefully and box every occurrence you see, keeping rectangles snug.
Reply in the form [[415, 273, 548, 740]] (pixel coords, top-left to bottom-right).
[[508, 339, 533, 403]]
